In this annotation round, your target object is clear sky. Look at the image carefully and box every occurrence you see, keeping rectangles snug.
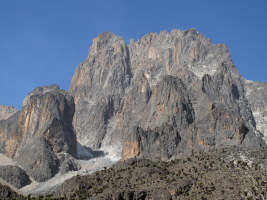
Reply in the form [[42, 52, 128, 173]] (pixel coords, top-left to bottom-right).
[[0, 0, 266, 109]]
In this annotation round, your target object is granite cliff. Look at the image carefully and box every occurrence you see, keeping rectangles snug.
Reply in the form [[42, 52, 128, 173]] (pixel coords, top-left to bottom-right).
[[70, 29, 266, 161], [0, 85, 78, 182], [0, 29, 267, 197], [245, 80, 267, 141], [0, 106, 18, 121]]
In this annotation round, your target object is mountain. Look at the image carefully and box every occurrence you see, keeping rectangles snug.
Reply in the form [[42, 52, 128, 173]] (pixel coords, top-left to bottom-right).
[[0, 106, 18, 121], [0, 29, 267, 199], [245, 80, 267, 141], [70, 29, 266, 161], [0, 85, 78, 182]]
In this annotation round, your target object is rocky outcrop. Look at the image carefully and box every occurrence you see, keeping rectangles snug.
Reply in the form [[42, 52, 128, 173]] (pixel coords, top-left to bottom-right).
[[0, 85, 78, 182], [0, 182, 25, 199], [0, 166, 31, 189], [54, 148, 267, 200], [70, 29, 265, 160], [70, 32, 131, 151], [245, 80, 267, 142], [0, 111, 21, 158], [0, 106, 18, 121]]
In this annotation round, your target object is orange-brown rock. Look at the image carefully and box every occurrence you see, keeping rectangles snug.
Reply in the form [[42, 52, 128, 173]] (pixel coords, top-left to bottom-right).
[[0, 85, 78, 182], [70, 29, 266, 161]]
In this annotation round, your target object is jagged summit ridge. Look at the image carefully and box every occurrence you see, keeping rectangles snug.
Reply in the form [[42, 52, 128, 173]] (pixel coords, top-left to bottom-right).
[[70, 29, 266, 161], [22, 84, 60, 107], [128, 29, 233, 79], [0, 106, 18, 121], [0, 29, 267, 194]]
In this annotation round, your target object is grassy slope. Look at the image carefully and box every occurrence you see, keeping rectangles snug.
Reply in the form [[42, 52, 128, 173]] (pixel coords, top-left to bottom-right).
[[2, 147, 267, 200], [54, 147, 267, 200]]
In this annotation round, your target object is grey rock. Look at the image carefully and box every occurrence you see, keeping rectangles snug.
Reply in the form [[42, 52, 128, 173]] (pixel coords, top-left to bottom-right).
[[0, 106, 18, 121], [0, 165, 31, 189], [1, 29, 266, 186], [0, 85, 78, 182], [0, 182, 25, 199], [70, 32, 132, 149], [0, 111, 21, 158], [245, 80, 267, 141], [15, 85, 77, 182], [70, 29, 266, 160], [58, 153, 80, 174]]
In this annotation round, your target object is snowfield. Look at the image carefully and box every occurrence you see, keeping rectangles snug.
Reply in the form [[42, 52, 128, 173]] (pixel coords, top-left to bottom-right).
[[21, 150, 119, 195]]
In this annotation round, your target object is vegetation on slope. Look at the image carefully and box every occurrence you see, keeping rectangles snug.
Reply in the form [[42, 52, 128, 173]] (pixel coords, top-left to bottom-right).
[[2, 147, 267, 200], [54, 147, 267, 200]]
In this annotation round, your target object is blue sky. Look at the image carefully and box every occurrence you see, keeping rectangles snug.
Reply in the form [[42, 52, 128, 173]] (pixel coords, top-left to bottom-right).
[[0, 0, 266, 108]]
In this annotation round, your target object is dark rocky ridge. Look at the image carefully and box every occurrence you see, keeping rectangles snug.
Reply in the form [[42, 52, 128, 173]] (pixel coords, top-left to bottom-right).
[[0, 165, 31, 189], [70, 29, 266, 160], [0, 85, 78, 182], [0, 183, 25, 200]]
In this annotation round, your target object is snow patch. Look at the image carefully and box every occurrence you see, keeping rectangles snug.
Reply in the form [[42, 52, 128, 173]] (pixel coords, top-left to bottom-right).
[[189, 64, 217, 79], [100, 145, 121, 161], [100, 118, 122, 161], [21, 170, 79, 195], [22, 155, 118, 195]]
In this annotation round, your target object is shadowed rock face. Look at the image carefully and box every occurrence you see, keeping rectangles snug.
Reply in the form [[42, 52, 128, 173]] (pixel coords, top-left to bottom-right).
[[70, 29, 266, 160], [245, 80, 267, 141], [0, 165, 31, 189], [70, 32, 132, 150], [0, 85, 78, 182], [0, 111, 21, 158]]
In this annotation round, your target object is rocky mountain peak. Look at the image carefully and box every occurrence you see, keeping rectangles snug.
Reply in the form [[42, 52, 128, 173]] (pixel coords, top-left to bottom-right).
[[88, 32, 126, 58], [1, 29, 267, 193], [129, 29, 233, 80], [245, 80, 267, 142], [22, 84, 61, 107], [70, 29, 266, 161], [0, 106, 18, 121], [0, 85, 78, 181], [31, 84, 60, 94]]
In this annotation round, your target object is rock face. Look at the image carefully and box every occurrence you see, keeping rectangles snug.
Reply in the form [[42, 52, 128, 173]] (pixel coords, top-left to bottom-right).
[[0, 111, 21, 158], [70, 32, 132, 153], [245, 80, 267, 141], [0, 85, 78, 182], [0, 106, 18, 121], [70, 29, 266, 161], [0, 166, 31, 189], [1, 29, 266, 187]]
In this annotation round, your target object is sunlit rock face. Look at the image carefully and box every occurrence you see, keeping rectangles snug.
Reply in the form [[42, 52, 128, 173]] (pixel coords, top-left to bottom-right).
[[0, 85, 78, 182], [70, 29, 265, 161], [0, 106, 18, 121], [70, 32, 131, 156], [245, 80, 267, 142]]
